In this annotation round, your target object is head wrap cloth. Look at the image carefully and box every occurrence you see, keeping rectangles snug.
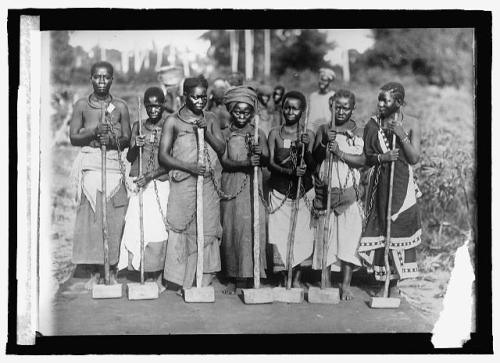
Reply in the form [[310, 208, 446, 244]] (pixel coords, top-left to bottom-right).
[[319, 67, 336, 81], [223, 86, 259, 113]]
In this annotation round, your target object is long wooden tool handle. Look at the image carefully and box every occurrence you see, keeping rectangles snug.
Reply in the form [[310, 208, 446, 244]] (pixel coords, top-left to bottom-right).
[[285, 103, 310, 289], [321, 154, 334, 289], [286, 175, 301, 290], [138, 97, 145, 285], [321, 114, 334, 289], [196, 126, 205, 288], [383, 133, 397, 297], [100, 105, 110, 285], [253, 114, 260, 289]]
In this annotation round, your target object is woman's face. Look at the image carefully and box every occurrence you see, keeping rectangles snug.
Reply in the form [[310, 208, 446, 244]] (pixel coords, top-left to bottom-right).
[[231, 102, 254, 128], [185, 86, 208, 114], [282, 98, 303, 125], [378, 90, 399, 118]]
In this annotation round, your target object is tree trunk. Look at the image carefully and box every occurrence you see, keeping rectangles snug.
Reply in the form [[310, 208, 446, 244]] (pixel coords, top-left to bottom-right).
[[230, 30, 239, 73], [264, 29, 271, 79], [245, 29, 254, 81], [121, 50, 129, 74], [341, 48, 350, 82], [155, 43, 163, 70]]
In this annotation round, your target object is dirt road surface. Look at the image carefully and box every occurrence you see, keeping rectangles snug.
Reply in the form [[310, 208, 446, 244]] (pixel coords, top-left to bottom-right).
[[50, 273, 432, 335]]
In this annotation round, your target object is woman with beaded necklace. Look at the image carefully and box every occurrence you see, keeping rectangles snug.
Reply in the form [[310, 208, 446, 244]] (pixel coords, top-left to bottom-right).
[[69, 61, 131, 290], [267, 91, 316, 288], [358, 82, 422, 299]]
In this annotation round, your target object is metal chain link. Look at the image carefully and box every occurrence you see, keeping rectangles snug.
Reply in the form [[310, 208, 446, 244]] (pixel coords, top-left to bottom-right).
[[204, 146, 250, 201], [105, 111, 140, 194], [153, 179, 197, 234], [258, 143, 299, 215]]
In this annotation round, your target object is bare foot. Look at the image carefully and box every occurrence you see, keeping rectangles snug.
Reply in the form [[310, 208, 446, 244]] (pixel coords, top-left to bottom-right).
[[375, 282, 400, 298], [110, 273, 118, 285], [389, 285, 401, 298], [156, 275, 166, 294], [85, 273, 100, 290], [222, 282, 236, 295], [156, 281, 166, 294], [175, 288, 183, 297], [202, 273, 215, 287], [340, 284, 354, 301]]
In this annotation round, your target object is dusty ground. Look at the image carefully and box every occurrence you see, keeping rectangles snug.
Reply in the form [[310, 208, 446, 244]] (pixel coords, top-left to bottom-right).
[[48, 144, 449, 334], [50, 272, 432, 335]]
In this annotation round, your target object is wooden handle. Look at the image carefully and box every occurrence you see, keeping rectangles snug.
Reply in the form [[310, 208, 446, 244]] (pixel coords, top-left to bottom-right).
[[253, 114, 260, 289], [321, 153, 334, 289], [383, 133, 397, 297], [137, 97, 145, 284], [100, 105, 110, 285], [286, 130, 307, 289], [196, 126, 205, 288], [321, 114, 335, 289]]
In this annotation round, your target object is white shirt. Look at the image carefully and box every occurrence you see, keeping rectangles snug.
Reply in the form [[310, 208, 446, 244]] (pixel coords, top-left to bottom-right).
[[308, 90, 335, 133]]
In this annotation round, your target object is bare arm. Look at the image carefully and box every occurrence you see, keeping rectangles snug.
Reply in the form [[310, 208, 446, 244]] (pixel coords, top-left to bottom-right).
[[258, 129, 270, 166], [111, 101, 131, 150], [220, 140, 252, 173], [126, 122, 139, 163], [267, 129, 292, 176], [312, 125, 327, 166], [338, 150, 366, 169], [399, 120, 421, 165], [204, 113, 226, 156], [158, 115, 197, 175], [302, 129, 316, 172], [69, 99, 96, 146]]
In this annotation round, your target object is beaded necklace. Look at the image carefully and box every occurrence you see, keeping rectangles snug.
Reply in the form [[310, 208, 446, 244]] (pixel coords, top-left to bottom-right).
[[87, 93, 113, 110]]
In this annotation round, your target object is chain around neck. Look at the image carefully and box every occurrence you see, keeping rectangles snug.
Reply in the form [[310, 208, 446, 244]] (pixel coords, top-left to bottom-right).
[[177, 105, 204, 125], [87, 93, 113, 109]]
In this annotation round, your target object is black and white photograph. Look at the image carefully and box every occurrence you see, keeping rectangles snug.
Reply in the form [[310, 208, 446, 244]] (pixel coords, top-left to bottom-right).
[[6, 5, 493, 356]]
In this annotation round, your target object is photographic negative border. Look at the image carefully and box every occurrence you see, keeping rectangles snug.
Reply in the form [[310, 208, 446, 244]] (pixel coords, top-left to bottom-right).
[[7, 8, 492, 354]]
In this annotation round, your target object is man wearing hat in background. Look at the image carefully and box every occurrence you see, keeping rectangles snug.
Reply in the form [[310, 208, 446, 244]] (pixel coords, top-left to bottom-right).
[[308, 68, 336, 133]]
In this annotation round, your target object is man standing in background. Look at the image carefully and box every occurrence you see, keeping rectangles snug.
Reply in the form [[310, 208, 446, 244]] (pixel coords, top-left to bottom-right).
[[308, 68, 336, 133]]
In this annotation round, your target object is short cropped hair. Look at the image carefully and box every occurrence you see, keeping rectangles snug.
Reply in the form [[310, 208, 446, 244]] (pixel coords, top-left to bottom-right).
[[282, 90, 307, 111], [90, 61, 114, 77], [183, 75, 209, 95], [331, 89, 356, 108], [380, 82, 406, 106], [273, 85, 285, 93], [144, 87, 166, 106]]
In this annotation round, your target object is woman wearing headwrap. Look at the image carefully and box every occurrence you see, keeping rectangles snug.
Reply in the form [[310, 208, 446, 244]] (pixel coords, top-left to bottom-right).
[[358, 82, 422, 299], [308, 67, 336, 133], [219, 86, 269, 294]]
